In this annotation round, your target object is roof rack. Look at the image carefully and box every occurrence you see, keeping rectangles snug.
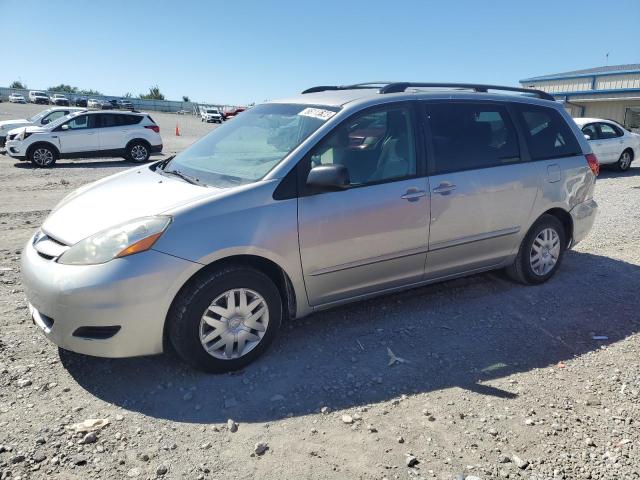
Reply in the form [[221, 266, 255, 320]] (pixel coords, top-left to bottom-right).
[[301, 82, 555, 101]]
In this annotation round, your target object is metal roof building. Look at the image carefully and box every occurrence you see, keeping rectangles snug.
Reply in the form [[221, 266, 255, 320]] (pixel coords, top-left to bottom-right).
[[520, 64, 640, 130]]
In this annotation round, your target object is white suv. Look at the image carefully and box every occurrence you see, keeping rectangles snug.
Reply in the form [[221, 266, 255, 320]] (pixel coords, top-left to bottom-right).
[[201, 108, 223, 123], [5, 110, 162, 167]]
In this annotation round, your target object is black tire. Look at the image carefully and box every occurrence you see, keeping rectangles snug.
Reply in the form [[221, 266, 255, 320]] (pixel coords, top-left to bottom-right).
[[168, 266, 282, 373], [28, 144, 58, 168], [615, 149, 633, 172], [126, 141, 150, 163], [506, 214, 566, 285]]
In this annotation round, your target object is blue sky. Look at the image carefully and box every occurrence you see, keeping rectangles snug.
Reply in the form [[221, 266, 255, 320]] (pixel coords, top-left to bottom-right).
[[1, 0, 638, 105]]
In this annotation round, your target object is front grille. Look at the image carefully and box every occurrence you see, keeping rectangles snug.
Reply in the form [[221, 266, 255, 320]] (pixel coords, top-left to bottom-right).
[[33, 232, 70, 260]]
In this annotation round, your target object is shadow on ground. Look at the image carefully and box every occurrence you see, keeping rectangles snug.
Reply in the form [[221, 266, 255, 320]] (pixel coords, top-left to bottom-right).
[[11, 154, 164, 170], [61, 250, 640, 424]]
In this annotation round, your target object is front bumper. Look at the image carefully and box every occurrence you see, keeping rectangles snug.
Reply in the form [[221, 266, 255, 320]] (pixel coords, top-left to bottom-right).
[[5, 138, 26, 159], [0, 136, 5, 148], [569, 198, 598, 247], [21, 236, 201, 358]]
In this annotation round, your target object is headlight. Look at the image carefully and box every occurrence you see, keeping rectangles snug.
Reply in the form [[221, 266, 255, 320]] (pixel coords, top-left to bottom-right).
[[57, 216, 171, 265]]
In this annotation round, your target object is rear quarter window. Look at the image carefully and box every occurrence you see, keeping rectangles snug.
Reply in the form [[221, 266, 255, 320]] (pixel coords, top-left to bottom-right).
[[513, 104, 581, 160]]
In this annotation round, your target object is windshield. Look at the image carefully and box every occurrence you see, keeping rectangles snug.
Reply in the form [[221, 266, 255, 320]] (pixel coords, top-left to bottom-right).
[[164, 103, 339, 187], [46, 112, 78, 129], [34, 92, 47, 97], [27, 109, 52, 122]]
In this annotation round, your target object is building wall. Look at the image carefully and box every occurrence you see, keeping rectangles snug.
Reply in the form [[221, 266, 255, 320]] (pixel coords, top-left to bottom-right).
[[523, 77, 593, 93], [596, 74, 640, 90]]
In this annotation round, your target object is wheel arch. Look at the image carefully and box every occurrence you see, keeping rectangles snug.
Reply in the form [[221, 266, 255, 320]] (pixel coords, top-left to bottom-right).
[[125, 138, 151, 151], [26, 141, 60, 158], [163, 254, 297, 350], [540, 207, 573, 248]]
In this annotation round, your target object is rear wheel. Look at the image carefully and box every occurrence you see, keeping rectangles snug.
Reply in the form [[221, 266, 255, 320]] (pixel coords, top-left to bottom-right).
[[126, 141, 150, 163], [615, 149, 633, 172], [168, 266, 282, 373], [506, 214, 566, 285], [29, 144, 58, 168]]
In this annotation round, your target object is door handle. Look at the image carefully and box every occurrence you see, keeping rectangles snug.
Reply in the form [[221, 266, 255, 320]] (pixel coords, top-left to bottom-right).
[[86, 132, 95, 135], [401, 188, 426, 202], [432, 183, 456, 195]]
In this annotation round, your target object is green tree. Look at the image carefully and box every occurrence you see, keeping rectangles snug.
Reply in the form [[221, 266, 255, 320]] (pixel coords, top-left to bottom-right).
[[139, 85, 165, 100], [10, 80, 26, 89], [182, 95, 190, 102], [48, 84, 78, 93]]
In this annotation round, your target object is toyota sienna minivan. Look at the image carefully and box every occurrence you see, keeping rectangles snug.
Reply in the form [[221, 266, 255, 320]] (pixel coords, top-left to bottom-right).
[[22, 82, 599, 372]]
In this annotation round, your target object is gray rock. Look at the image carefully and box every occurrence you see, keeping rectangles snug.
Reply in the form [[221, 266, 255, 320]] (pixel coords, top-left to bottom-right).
[[227, 419, 238, 432], [72, 455, 88, 466], [254, 442, 268, 455], [32, 451, 46, 463], [80, 431, 97, 444], [406, 454, 419, 467], [16, 379, 31, 388], [127, 467, 142, 477], [10, 454, 25, 464], [512, 455, 529, 469], [341, 414, 354, 424], [156, 465, 168, 476]]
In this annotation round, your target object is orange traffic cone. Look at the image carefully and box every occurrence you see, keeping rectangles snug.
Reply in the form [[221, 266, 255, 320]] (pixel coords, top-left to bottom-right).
[[175, 123, 180, 136]]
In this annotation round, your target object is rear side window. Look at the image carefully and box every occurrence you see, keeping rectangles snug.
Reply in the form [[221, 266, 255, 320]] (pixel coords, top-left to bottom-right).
[[598, 123, 622, 139], [99, 114, 118, 127], [120, 114, 142, 125], [513, 104, 580, 160], [425, 102, 520, 173]]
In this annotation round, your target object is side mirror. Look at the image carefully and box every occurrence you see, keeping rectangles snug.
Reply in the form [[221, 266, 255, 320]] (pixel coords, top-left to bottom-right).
[[61, 124, 69, 131], [41, 118, 50, 125], [584, 134, 591, 140], [306, 164, 350, 190]]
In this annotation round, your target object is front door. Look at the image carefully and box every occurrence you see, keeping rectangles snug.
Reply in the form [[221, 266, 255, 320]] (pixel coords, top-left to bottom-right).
[[57, 114, 100, 153], [423, 101, 538, 278], [297, 104, 430, 306]]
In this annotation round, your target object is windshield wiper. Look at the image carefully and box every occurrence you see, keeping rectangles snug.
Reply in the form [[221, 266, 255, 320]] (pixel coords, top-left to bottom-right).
[[156, 155, 175, 170], [162, 168, 201, 185]]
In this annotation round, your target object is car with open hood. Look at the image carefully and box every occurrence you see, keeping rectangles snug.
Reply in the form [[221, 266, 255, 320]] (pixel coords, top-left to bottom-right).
[[0, 107, 84, 147]]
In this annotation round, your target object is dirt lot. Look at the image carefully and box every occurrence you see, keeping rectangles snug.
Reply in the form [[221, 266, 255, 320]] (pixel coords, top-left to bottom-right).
[[0, 102, 639, 480]]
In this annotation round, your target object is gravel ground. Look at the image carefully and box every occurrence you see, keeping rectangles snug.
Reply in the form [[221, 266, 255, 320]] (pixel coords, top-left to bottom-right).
[[0, 102, 639, 480]]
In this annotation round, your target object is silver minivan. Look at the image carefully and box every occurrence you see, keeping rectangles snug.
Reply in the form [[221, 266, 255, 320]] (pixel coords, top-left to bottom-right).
[[22, 82, 599, 372]]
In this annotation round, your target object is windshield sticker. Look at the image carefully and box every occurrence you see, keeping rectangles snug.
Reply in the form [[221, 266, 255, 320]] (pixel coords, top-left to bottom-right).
[[298, 107, 336, 121]]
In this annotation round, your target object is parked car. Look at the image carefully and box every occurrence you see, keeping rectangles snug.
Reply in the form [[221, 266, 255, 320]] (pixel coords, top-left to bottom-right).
[[5, 110, 161, 166], [0, 107, 84, 147], [9, 93, 26, 104], [223, 107, 246, 119], [28, 91, 49, 104], [19, 82, 598, 373], [117, 99, 134, 111], [73, 96, 88, 107], [107, 99, 120, 109], [49, 93, 70, 106], [87, 98, 101, 109], [201, 108, 223, 123], [574, 117, 640, 171]]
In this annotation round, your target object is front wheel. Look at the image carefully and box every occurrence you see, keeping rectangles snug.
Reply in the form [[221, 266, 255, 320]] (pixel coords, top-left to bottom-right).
[[168, 266, 282, 373], [29, 144, 58, 168], [615, 149, 633, 172], [506, 214, 566, 285], [126, 141, 150, 163]]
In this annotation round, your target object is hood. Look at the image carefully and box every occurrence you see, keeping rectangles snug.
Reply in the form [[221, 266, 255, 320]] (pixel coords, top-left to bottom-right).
[[0, 119, 29, 132], [7, 125, 48, 136], [42, 165, 224, 245]]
